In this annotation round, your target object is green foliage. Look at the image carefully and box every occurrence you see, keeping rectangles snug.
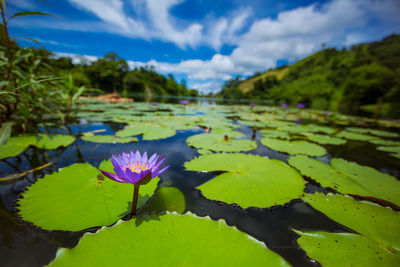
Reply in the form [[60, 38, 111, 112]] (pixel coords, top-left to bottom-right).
[[219, 34, 400, 117]]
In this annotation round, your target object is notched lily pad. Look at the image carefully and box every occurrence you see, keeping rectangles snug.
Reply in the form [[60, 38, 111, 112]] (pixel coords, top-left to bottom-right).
[[289, 155, 400, 207], [116, 122, 176, 140], [302, 193, 400, 253], [261, 138, 326, 156], [187, 132, 257, 152], [17, 162, 158, 231], [0, 134, 75, 158], [81, 135, 138, 144], [49, 213, 290, 266], [295, 230, 400, 266], [184, 153, 306, 208]]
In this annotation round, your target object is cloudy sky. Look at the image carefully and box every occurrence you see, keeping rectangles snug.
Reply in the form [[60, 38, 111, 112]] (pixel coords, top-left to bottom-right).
[[8, 0, 400, 94]]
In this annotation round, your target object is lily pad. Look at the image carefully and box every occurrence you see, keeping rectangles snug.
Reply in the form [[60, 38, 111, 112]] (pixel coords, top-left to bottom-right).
[[17, 162, 159, 231], [303, 133, 347, 145], [187, 132, 257, 152], [289, 155, 400, 207], [49, 213, 290, 266], [116, 123, 176, 140], [295, 230, 400, 266], [0, 134, 75, 158], [259, 129, 291, 140], [81, 135, 138, 144], [346, 127, 399, 138], [336, 131, 377, 141], [302, 193, 400, 253], [377, 146, 400, 153], [261, 138, 326, 156], [184, 153, 306, 208]]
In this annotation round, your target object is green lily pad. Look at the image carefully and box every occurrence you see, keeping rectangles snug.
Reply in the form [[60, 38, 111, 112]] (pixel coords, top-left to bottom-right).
[[49, 213, 290, 267], [0, 134, 37, 158], [259, 130, 291, 140], [370, 139, 400, 146], [303, 133, 347, 145], [261, 138, 326, 156], [17, 162, 159, 231], [0, 134, 75, 158], [336, 131, 377, 141], [302, 193, 400, 253], [294, 230, 400, 266], [346, 127, 399, 138], [184, 153, 306, 208], [81, 135, 138, 143], [141, 187, 186, 215], [35, 134, 75, 149], [392, 153, 400, 159], [289, 156, 400, 207], [116, 123, 176, 140], [377, 146, 400, 153], [187, 132, 257, 152]]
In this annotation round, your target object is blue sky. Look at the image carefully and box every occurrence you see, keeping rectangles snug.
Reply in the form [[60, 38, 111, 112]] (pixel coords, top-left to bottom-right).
[[7, 0, 400, 94]]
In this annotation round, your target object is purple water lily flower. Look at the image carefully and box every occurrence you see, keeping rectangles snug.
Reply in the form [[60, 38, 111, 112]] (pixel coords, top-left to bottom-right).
[[99, 151, 169, 216], [180, 100, 189, 105], [297, 103, 305, 109], [281, 103, 288, 108], [100, 151, 169, 184], [250, 103, 255, 107]]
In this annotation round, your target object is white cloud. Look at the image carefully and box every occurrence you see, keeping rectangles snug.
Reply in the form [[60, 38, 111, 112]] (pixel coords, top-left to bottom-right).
[[33, 0, 400, 93], [55, 52, 98, 64]]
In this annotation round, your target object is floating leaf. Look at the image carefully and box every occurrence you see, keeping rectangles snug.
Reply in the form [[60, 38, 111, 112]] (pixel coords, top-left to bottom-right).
[[303, 133, 347, 145], [261, 138, 326, 156], [0, 134, 37, 158], [81, 135, 138, 144], [35, 134, 75, 149], [49, 213, 290, 266], [259, 129, 290, 140], [377, 146, 400, 153], [302, 193, 400, 253], [116, 123, 175, 140], [289, 156, 400, 207], [185, 153, 305, 208], [18, 162, 159, 231], [187, 132, 257, 152], [142, 187, 186, 214], [336, 131, 377, 141], [346, 127, 398, 138], [295, 230, 400, 266]]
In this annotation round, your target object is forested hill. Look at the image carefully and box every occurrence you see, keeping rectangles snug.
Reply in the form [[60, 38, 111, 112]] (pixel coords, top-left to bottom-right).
[[50, 52, 198, 97], [218, 34, 400, 116]]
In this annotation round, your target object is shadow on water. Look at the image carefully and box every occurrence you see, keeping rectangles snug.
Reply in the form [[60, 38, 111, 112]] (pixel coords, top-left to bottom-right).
[[0, 119, 399, 266]]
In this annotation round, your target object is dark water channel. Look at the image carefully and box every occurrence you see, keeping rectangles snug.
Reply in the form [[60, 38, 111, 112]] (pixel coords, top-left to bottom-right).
[[0, 116, 399, 267]]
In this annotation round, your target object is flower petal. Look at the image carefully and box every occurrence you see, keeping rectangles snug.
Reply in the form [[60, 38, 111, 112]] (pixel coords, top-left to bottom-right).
[[125, 168, 140, 184], [141, 152, 148, 164], [152, 165, 170, 178], [148, 153, 158, 165], [152, 156, 166, 172], [134, 150, 141, 162], [114, 165, 129, 182], [99, 169, 126, 183]]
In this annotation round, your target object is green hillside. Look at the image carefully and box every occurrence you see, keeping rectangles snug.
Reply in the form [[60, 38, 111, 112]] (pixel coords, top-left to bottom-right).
[[219, 34, 400, 117]]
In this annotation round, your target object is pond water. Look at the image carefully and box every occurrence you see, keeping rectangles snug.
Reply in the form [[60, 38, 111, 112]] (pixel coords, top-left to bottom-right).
[[0, 100, 399, 266]]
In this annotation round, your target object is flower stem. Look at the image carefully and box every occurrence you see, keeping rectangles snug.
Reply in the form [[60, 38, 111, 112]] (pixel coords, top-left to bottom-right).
[[131, 184, 140, 216]]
